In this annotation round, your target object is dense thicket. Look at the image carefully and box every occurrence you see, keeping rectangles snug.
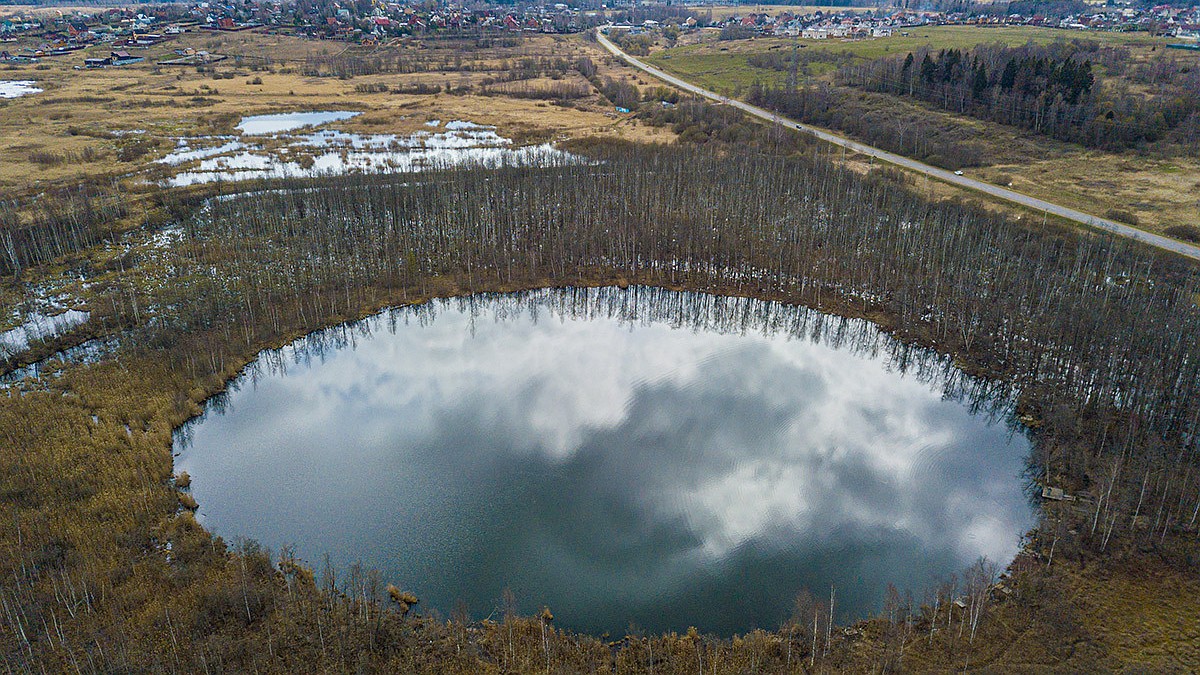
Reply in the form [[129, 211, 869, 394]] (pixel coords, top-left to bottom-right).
[[609, 29, 655, 56], [747, 83, 990, 168], [0, 184, 128, 278], [838, 40, 1200, 152], [638, 98, 810, 149]]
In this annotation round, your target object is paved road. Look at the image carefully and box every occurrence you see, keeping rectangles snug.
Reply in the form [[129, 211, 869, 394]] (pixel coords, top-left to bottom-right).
[[596, 31, 1200, 262]]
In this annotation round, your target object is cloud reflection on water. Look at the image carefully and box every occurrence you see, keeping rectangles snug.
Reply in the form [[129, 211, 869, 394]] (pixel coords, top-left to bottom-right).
[[175, 287, 1032, 635]]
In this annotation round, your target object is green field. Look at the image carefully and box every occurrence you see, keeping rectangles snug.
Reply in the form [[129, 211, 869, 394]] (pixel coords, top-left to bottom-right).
[[646, 25, 1170, 95]]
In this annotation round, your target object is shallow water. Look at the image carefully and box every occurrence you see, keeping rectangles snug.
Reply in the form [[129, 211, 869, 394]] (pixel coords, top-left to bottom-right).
[[0, 309, 89, 358], [164, 118, 575, 186], [175, 287, 1033, 636], [0, 80, 42, 98], [157, 139, 247, 166], [235, 110, 361, 135], [1, 337, 119, 391]]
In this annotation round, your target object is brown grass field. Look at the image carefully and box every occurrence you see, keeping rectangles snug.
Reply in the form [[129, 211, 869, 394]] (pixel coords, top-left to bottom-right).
[[0, 31, 673, 197], [4, 26, 1189, 238]]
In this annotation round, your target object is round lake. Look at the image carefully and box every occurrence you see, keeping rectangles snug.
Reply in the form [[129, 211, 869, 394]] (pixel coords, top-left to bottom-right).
[[174, 286, 1033, 636]]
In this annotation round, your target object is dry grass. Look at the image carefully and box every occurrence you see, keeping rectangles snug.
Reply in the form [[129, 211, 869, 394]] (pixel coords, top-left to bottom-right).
[[980, 154, 1200, 237], [1067, 560, 1200, 669], [0, 31, 673, 196]]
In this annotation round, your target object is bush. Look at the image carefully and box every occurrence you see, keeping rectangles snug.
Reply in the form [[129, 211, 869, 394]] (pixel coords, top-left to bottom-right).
[[1104, 208, 1140, 226], [354, 82, 389, 93], [719, 25, 755, 41], [178, 492, 198, 510], [392, 83, 441, 95], [1164, 224, 1200, 242], [117, 138, 159, 162], [28, 150, 65, 166]]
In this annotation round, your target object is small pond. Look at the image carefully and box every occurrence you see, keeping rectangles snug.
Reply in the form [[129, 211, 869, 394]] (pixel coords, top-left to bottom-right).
[[0, 80, 42, 99], [174, 287, 1033, 636]]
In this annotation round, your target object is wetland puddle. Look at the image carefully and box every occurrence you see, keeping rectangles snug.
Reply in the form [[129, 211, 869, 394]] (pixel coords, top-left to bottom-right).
[[174, 287, 1033, 636], [0, 80, 42, 98], [161, 112, 574, 186], [0, 309, 89, 360], [235, 110, 361, 135]]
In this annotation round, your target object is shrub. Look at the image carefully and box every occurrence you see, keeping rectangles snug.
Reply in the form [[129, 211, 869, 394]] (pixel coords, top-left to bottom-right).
[[1104, 208, 1140, 226], [719, 25, 755, 40], [1164, 224, 1200, 242], [178, 492, 198, 510], [28, 150, 65, 166]]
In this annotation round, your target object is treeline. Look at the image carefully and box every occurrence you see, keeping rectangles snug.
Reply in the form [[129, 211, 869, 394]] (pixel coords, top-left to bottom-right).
[[301, 49, 574, 81], [479, 80, 591, 102], [838, 40, 1200, 152], [301, 50, 483, 78], [748, 83, 990, 169]]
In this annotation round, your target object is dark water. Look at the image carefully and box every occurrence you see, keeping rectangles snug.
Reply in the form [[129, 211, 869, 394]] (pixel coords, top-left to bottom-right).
[[174, 287, 1033, 636]]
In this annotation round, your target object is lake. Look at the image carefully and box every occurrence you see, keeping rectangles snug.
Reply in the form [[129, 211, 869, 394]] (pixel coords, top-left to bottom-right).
[[174, 286, 1033, 636]]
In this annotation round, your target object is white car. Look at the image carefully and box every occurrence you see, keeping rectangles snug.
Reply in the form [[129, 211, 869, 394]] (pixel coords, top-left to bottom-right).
[[954, 170, 964, 176]]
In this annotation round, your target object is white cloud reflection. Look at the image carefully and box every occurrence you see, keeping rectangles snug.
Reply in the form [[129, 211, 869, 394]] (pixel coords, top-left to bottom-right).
[[176, 287, 1032, 635]]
